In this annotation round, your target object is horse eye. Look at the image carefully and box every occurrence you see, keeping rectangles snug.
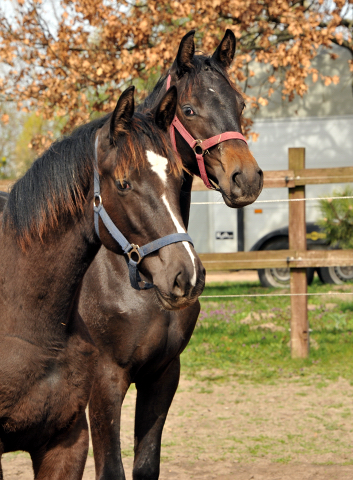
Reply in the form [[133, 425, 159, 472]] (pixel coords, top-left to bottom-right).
[[116, 180, 131, 191], [183, 106, 195, 117]]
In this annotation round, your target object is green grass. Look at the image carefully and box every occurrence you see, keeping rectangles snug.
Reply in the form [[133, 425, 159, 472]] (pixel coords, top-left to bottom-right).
[[181, 278, 353, 383]]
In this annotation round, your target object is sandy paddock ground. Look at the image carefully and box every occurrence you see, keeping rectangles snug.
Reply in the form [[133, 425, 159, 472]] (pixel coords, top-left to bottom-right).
[[3, 375, 353, 480]]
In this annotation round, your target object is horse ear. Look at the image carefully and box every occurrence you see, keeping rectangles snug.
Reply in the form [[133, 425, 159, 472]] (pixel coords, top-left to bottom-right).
[[154, 86, 177, 131], [110, 85, 135, 144], [212, 29, 236, 69], [171, 30, 195, 77]]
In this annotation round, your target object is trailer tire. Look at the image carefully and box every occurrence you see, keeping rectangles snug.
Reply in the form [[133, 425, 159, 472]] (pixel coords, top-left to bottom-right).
[[317, 266, 353, 285], [257, 238, 314, 288]]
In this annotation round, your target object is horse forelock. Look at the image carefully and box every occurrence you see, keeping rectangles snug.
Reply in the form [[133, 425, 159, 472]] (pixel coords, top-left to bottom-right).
[[189, 55, 240, 95], [113, 113, 183, 183]]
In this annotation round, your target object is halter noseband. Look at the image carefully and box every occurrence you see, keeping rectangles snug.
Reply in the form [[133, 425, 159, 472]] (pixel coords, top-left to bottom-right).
[[166, 74, 248, 190], [93, 136, 194, 291]]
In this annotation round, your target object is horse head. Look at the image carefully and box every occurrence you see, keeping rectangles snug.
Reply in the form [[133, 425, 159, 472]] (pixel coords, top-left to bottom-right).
[[167, 29, 263, 208], [94, 86, 205, 309]]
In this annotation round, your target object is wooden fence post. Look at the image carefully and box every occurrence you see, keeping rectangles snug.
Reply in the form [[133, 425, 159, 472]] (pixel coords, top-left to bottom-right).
[[288, 148, 309, 358]]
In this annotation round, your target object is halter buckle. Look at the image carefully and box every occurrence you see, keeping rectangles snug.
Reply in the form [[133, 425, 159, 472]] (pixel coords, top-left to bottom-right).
[[193, 139, 204, 156], [93, 194, 102, 211], [127, 244, 142, 264]]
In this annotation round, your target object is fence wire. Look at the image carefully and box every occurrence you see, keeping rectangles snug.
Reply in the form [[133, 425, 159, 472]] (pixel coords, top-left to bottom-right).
[[191, 195, 353, 205], [200, 291, 353, 299], [202, 258, 349, 263]]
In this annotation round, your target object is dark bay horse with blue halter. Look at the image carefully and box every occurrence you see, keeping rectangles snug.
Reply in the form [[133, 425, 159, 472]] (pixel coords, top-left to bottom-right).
[[78, 29, 263, 480], [0, 86, 205, 479]]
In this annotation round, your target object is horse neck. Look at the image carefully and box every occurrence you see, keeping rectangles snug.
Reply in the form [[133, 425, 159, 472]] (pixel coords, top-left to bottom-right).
[[0, 206, 99, 342]]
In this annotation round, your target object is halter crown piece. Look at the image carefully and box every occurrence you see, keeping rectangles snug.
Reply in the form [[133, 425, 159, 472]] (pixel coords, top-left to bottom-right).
[[166, 75, 248, 189], [93, 137, 194, 291]]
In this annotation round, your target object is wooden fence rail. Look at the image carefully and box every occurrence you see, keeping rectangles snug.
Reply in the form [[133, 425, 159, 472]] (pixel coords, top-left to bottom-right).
[[199, 249, 353, 270], [263, 166, 353, 188], [192, 166, 353, 190]]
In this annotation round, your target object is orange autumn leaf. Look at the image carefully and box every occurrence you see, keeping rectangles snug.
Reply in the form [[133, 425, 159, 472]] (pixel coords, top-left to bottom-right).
[[1, 114, 9, 124]]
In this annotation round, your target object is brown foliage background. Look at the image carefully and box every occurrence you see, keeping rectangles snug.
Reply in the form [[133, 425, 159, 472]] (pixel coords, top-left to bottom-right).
[[0, 0, 352, 152]]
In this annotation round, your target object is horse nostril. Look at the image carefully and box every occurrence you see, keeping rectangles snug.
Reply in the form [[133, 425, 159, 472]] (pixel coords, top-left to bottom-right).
[[232, 170, 241, 186], [173, 272, 185, 297]]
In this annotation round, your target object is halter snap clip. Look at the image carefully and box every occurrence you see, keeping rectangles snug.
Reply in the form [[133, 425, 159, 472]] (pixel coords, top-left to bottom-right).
[[193, 140, 204, 156], [127, 244, 142, 264]]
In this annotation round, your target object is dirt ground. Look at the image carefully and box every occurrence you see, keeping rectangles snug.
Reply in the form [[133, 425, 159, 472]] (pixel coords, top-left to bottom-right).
[[3, 375, 353, 480]]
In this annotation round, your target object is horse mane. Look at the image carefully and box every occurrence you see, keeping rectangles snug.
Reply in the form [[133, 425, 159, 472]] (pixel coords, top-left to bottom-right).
[[3, 111, 182, 248], [138, 54, 239, 112]]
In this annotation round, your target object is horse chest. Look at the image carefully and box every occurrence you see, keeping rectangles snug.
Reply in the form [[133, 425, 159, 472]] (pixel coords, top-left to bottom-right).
[[0, 331, 96, 449], [129, 302, 200, 371]]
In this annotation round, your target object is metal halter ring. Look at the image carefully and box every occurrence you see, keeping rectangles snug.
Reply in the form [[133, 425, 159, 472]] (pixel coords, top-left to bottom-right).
[[193, 139, 204, 156], [93, 194, 102, 210], [127, 244, 142, 264]]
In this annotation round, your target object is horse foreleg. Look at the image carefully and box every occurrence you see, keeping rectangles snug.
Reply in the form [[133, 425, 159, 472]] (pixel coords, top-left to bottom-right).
[[88, 359, 129, 480], [31, 412, 89, 480], [133, 357, 180, 480]]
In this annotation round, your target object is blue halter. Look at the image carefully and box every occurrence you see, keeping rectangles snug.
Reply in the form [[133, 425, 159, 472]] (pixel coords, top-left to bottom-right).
[[93, 137, 194, 291]]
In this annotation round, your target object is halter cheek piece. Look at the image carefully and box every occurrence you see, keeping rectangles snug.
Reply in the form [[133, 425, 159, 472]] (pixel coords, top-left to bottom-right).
[[166, 74, 248, 190], [93, 137, 194, 291]]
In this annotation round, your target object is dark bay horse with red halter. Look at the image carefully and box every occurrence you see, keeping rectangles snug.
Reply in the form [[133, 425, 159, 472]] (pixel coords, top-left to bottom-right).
[[79, 30, 263, 480], [0, 86, 205, 479], [78, 28, 263, 480]]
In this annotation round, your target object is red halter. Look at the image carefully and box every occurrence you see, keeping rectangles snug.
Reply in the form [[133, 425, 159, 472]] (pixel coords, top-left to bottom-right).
[[166, 74, 248, 189]]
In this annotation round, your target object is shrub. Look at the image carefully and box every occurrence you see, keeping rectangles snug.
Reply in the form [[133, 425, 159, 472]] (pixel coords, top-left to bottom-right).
[[318, 186, 353, 249]]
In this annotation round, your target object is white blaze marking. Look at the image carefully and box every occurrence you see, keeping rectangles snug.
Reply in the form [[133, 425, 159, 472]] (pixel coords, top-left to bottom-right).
[[162, 194, 197, 287], [146, 150, 168, 184], [146, 149, 197, 287]]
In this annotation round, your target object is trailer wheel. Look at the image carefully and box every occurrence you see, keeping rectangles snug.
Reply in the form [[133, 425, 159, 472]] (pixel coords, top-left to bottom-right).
[[257, 238, 314, 288], [317, 266, 353, 285]]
